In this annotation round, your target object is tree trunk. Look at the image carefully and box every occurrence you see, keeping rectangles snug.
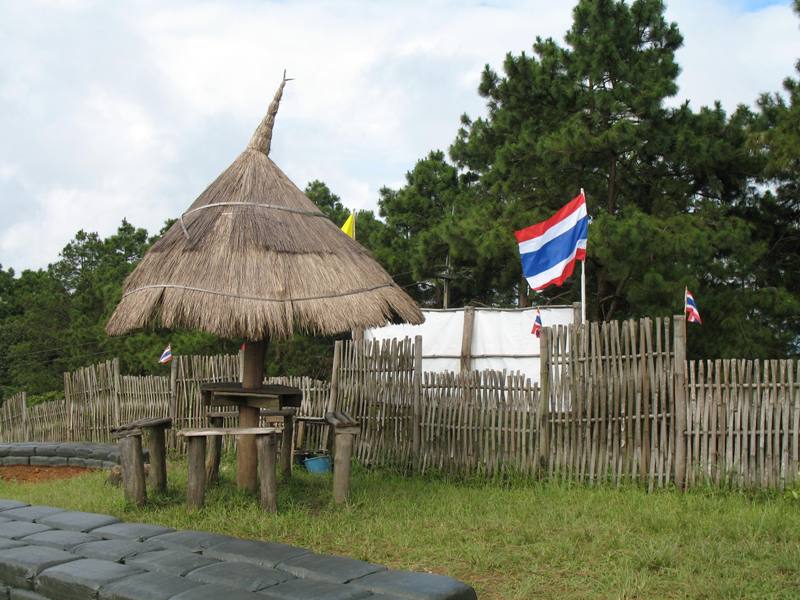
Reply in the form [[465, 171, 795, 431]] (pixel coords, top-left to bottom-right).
[[518, 276, 530, 307], [238, 339, 266, 492]]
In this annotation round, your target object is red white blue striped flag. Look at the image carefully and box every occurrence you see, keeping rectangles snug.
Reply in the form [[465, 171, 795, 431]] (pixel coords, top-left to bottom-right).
[[531, 309, 543, 338], [515, 192, 588, 291], [685, 288, 702, 324], [159, 344, 173, 364]]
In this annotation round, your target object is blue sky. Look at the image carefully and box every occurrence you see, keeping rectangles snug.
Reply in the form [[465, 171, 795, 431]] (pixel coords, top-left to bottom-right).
[[0, 0, 798, 271]]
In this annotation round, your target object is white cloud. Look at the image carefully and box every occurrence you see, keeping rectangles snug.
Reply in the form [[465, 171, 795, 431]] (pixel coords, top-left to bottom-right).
[[0, 0, 798, 271]]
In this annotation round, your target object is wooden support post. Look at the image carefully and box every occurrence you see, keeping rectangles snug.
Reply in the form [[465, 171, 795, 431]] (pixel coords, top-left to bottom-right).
[[168, 358, 178, 450], [352, 328, 364, 343], [205, 416, 224, 485], [120, 434, 147, 507], [65, 373, 74, 442], [257, 434, 278, 513], [281, 414, 294, 480], [333, 431, 355, 504], [412, 335, 423, 462], [111, 358, 121, 429], [321, 341, 342, 451], [186, 435, 207, 510], [20, 392, 28, 441], [673, 315, 688, 490], [460, 306, 475, 372], [238, 339, 266, 493], [147, 425, 168, 493], [572, 302, 582, 326], [537, 327, 551, 474]]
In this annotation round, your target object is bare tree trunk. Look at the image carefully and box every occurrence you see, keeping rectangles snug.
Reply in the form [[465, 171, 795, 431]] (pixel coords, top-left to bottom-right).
[[518, 276, 530, 308]]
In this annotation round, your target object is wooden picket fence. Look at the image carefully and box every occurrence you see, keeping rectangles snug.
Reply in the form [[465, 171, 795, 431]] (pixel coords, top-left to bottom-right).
[[0, 391, 70, 443], [685, 358, 800, 490], [1, 316, 798, 491], [543, 318, 678, 489], [0, 356, 330, 452], [317, 318, 799, 489], [0, 392, 28, 442]]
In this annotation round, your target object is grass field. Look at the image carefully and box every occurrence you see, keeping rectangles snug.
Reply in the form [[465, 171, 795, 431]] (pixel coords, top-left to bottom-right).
[[1, 459, 798, 599]]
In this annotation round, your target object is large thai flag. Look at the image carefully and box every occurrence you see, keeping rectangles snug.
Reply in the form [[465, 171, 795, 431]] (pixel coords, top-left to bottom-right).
[[515, 192, 588, 291]]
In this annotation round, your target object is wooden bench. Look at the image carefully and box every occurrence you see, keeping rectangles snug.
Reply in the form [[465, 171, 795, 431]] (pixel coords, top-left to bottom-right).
[[204, 408, 296, 486], [325, 412, 360, 504], [111, 416, 172, 506], [178, 427, 281, 512]]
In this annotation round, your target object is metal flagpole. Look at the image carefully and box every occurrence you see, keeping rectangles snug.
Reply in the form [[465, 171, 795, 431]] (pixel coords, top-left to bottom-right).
[[580, 188, 587, 324]]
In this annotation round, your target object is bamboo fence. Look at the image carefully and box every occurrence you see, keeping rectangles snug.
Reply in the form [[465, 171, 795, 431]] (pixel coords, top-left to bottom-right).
[[0, 392, 28, 442], [1, 316, 798, 491]]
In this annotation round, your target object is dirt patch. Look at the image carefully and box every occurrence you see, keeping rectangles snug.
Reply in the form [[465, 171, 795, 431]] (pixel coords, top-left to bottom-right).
[[0, 465, 97, 483]]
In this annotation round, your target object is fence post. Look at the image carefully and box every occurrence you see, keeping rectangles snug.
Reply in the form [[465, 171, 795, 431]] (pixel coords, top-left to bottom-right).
[[572, 302, 582, 326], [321, 341, 343, 452], [64, 372, 73, 441], [169, 358, 178, 447], [326, 341, 342, 413], [673, 314, 688, 490], [112, 358, 121, 429], [537, 327, 551, 476], [21, 392, 28, 441], [460, 307, 475, 372], [412, 335, 423, 466]]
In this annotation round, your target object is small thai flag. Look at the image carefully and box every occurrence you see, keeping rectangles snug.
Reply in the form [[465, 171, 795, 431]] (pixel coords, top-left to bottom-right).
[[685, 288, 702, 324], [159, 344, 173, 364], [515, 191, 588, 291], [531, 310, 543, 338]]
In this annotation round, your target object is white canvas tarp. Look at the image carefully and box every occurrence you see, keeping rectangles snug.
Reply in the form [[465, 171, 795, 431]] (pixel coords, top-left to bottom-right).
[[364, 305, 577, 382]]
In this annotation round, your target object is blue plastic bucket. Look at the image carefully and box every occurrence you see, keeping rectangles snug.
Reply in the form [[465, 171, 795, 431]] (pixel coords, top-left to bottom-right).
[[304, 455, 331, 474]]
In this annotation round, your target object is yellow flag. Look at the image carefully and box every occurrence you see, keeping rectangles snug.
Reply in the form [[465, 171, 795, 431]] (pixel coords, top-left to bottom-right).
[[341, 212, 355, 239]]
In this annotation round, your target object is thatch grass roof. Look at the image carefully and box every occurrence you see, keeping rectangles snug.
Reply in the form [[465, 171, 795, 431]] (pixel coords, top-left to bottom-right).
[[106, 74, 423, 341]]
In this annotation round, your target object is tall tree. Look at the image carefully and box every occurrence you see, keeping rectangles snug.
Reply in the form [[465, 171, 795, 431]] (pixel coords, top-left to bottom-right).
[[446, 0, 783, 356]]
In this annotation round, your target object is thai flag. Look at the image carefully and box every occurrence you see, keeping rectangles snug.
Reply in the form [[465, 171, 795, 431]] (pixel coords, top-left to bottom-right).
[[515, 192, 588, 291], [159, 344, 173, 364], [531, 310, 543, 338], [685, 288, 702, 324]]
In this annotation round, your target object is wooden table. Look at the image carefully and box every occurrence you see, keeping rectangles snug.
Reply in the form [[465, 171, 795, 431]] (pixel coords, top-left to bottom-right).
[[200, 383, 302, 409], [200, 381, 303, 491], [200, 382, 301, 491]]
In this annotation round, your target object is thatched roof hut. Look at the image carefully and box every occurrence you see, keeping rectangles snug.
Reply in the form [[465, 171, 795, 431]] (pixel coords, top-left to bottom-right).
[[106, 75, 423, 341]]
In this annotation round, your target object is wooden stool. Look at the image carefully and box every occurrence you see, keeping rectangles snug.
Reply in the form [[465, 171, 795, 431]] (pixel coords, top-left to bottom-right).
[[295, 416, 332, 453], [112, 416, 172, 493], [111, 429, 147, 507], [179, 427, 280, 511], [325, 412, 360, 504], [204, 409, 296, 484], [260, 408, 296, 480], [204, 411, 233, 486]]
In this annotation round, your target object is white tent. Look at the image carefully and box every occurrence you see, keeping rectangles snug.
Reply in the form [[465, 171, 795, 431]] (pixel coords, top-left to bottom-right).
[[364, 305, 578, 382]]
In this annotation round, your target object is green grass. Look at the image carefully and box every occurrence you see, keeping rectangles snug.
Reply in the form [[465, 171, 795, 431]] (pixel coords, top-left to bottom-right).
[[1, 459, 799, 599]]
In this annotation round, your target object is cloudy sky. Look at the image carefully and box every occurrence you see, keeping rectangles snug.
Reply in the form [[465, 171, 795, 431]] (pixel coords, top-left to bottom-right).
[[1, 0, 798, 271]]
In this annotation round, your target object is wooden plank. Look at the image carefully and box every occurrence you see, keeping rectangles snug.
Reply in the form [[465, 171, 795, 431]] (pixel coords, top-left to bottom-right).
[[179, 427, 281, 436], [256, 434, 278, 513], [537, 327, 551, 475], [412, 335, 423, 466], [460, 306, 476, 372], [673, 315, 687, 489]]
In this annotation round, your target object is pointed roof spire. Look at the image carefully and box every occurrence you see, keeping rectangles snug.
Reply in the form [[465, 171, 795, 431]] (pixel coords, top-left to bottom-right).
[[106, 71, 423, 341], [247, 70, 293, 155]]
